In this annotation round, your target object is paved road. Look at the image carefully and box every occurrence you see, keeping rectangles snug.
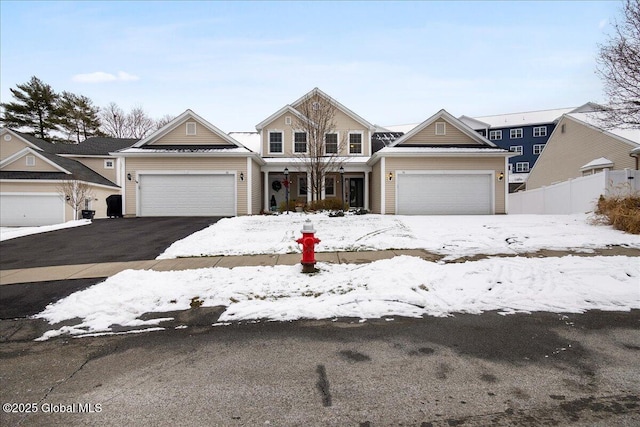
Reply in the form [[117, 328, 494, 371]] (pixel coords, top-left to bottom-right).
[[0, 217, 221, 269], [1, 311, 639, 426]]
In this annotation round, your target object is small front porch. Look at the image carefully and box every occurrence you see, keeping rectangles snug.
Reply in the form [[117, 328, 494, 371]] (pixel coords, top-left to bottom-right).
[[262, 161, 370, 212]]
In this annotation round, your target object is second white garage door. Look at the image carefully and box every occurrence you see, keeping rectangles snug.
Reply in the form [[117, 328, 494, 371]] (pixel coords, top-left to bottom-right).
[[139, 174, 235, 217], [0, 193, 65, 226], [397, 172, 493, 215]]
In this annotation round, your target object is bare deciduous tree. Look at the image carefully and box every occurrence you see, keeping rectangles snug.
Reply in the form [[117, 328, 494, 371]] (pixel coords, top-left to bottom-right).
[[100, 102, 128, 138], [596, 0, 640, 129], [155, 114, 175, 129], [291, 92, 347, 203], [57, 178, 95, 220], [127, 105, 155, 138]]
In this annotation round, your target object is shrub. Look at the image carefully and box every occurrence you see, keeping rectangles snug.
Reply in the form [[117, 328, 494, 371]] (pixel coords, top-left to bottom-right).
[[595, 195, 640, 234], [278, 200, 297, 213], [307, 199, 348, 212]]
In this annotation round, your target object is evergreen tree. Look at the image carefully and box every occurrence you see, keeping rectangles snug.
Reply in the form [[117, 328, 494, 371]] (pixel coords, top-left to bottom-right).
[[58, 92, 103, 143], [0, 76, 60, 141]]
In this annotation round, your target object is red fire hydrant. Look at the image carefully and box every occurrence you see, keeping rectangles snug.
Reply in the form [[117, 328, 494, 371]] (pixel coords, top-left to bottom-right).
[[296, 219, 321, 273]]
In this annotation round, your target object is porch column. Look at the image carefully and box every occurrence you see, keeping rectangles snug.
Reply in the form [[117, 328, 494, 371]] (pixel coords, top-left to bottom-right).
[[263, 171, 270, 212], [320, 172, 326, 200], [364, 171, 370, 211], [307, 171, 312, 203]]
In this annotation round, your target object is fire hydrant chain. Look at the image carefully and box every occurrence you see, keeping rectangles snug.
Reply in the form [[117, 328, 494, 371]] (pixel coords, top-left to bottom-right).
[[296, 219, 321, 273]]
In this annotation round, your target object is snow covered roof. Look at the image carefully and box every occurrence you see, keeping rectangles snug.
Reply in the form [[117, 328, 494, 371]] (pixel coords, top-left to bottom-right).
[[379, 147, 510, 154], [382, 123, 420, 133], [116, 147, 251, 155], [229, 132, 261, 153], [471, 107, 577, 128], [566, 112, 640, 146], [580, 157, 614, 171]]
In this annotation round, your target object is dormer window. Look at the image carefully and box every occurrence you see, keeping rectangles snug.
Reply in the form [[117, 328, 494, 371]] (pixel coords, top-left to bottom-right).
[[26, 155, 35, 166], [186, 122, 197, 135], [435, 122, 446, 135]]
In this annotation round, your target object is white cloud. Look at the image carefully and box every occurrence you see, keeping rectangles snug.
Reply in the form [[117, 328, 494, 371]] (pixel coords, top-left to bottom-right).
[[72, 71, 140, 83]]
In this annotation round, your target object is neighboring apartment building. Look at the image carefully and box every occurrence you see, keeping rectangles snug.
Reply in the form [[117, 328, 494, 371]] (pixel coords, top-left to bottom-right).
[[459, 103, 598, 192]]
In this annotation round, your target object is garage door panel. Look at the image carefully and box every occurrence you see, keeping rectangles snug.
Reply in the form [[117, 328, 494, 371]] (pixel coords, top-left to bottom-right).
[[139, 174, 235, 217], [0, 194, 65, 226], [397, 173, 492, 215]]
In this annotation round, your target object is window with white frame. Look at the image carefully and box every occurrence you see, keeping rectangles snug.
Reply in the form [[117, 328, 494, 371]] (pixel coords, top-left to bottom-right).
[[489, 130, 502, 140], [515, 162, 529, 172], [285, 116, 292, 125], [298, 177, 307, 196], [533, 144, 545, 154], [294, 132, 307, 153], [26, 155, 35, 166], [325, 176, 335, 196], [325, 133, 338, 154], [269, 131, 283, 153], [510, 128, 523, 139], [104, 159, 114, 169], [349, 132, 363, 154], [186, 122, 197, 135], [533, 126, 547, 137], [435, 122, 446, 135], [509, 146, 523, 155]]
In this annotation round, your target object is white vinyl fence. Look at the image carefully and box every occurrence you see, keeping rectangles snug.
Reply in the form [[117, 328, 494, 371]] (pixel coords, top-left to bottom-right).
[[509, 169, 639, 214]]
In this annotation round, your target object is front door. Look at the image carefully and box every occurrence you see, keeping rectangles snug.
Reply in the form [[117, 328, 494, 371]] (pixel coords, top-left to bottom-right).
[[349, 178, 364, 208]]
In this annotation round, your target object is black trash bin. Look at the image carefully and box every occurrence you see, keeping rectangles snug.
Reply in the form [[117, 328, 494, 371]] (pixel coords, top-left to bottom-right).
[[106, 195, 123, 218], [81, 210, 95, 219]]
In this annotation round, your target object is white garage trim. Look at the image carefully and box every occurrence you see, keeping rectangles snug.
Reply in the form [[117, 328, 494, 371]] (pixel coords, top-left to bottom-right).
[[395, 170, 495, 215], [0, 192, 65, 226], [135, 170, 237, 217]]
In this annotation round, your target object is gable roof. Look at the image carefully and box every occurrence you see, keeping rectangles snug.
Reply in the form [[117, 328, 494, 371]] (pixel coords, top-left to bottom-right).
[[54, 137, 138, 156], [564, 112, 640, 147], [389, 109, 498, 148], [0, 147, 119, 188], [291, 87, 375, 131], [255, 105, 312, 131], [131, 109, 250, 150], [0, 128, 49, 152]]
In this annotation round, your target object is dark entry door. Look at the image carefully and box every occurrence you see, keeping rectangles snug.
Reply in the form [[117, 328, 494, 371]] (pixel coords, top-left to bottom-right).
[[349, 178, 364, 208]]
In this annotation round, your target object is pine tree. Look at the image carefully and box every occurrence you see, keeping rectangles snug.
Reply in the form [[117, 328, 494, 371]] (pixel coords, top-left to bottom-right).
[[58, 92, 103, 143], [0, 76, 60, 141]]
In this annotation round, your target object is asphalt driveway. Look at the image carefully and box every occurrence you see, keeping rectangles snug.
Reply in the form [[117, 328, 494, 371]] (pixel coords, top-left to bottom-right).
[[0, 217, 221, 270]]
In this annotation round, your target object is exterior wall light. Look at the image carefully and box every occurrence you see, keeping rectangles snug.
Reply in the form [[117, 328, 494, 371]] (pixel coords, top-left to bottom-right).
[[498, 172, 504, 181], [127, 173, 132, 181], [388, 172, 393, 181], [240, 172, 244, 181]]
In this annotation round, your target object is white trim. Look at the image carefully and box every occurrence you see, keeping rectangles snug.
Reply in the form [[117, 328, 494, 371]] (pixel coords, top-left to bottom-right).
[[25, 155, 36, 166], [135, 170, 237, 217], [380, 157, 386, 215], [292, 130, 308, 154], [435, 122, 446, 135], [246, 157, 252, 215], [0, 128, 44, 151], [186, 121, 197, 136], [510, 128, 523, 139], [285, 116, 292, 125], [533, 144, 545, 155], [267, 130, 284, 155], [0, 179, 119, 191], [323, 132, 340, 155], [255, 105, 310, 131], [348, 131, 364, 155], [509, 146, 523, 155], [489, 130, 502, 140], [515, 162, 530, 172], [120, 157, 126, 214], [394, 170, 495, 215], [0, 147, 72, 174], [504, 156, 509, 214], [104, 159, 115, 169], [324, 175, 335, 196], [364, 171, 370, 211], [533, 126, 547, 137]]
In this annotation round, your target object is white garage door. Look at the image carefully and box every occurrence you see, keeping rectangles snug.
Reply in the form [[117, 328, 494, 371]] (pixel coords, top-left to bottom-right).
[[397, 173, 493, 215], [139, 174, 235, 216], [0, 193, 65, 226]]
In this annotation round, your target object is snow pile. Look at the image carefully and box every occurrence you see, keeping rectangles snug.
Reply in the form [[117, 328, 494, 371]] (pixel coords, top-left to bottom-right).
[[35, 255, 640, 340], [158, 213, 640, 260], [0, 220, 91, 242]]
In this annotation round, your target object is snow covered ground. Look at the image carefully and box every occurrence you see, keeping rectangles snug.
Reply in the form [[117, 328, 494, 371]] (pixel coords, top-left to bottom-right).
[[0, 220, 91, 242], [159, 213, 640, 260], [36, 255, 639, 340], [31, 213, 640, 340]]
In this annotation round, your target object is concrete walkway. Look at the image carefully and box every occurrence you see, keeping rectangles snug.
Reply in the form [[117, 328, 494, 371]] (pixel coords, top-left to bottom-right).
[[0, 249, 437, 285]]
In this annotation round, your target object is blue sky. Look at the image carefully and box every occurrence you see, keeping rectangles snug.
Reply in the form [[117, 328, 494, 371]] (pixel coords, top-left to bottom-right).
[[0, 1, 623, 131]]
